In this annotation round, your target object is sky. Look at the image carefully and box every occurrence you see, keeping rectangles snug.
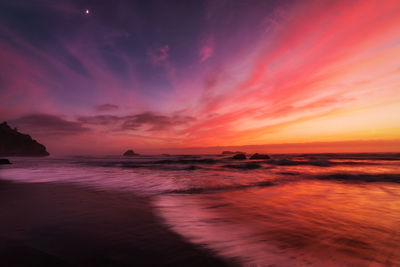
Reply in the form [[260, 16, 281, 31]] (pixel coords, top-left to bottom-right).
[[1, 0, 400, 155]]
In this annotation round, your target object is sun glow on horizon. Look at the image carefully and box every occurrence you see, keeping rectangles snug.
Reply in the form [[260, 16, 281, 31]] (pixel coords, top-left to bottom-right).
[[0, 0, 400, 155]]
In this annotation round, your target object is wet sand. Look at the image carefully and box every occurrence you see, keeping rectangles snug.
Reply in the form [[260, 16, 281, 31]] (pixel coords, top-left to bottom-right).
[[0, 179, 232, 266]]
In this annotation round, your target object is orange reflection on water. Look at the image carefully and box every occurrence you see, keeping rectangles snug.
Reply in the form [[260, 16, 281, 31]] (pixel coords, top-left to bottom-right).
[[156, 180, 400, 266]]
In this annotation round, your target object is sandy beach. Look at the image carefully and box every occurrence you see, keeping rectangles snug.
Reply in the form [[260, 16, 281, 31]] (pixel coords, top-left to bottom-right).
[[0, 179, 232, 266]]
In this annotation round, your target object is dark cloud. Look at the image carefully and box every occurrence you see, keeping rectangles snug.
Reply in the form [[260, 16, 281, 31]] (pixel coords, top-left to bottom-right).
[[78, 115, 123, 125], [78, 112, 195, 131], [123, 112, 194, 131], [95, 104, 119, 112], [11, 114, 90, 135]]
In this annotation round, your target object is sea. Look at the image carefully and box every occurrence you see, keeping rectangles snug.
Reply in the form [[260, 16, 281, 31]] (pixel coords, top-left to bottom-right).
[[1, 153, 399, 266]]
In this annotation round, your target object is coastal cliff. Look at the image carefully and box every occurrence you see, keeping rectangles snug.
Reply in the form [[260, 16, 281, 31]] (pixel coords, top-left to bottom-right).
[[0, 122, 49, 156]]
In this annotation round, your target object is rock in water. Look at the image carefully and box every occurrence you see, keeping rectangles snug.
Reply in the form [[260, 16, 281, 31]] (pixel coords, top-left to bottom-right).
[[231, 153, 246, 160], [250, 153, 271, 160], [0, 158, 11, 164], [123, 149, 138, 156], [0, 122, 49, 156]]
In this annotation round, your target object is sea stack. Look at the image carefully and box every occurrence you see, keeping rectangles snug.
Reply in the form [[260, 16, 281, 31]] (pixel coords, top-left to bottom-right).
[[249, 153, 271, 160], [231, 153, 246, 160], [123, 149, 139, 156], [0, 122, 49, 156]]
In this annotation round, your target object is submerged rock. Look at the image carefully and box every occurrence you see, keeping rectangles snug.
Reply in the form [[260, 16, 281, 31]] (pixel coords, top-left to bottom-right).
[[0, 158, 11, 164], [249, 153, 270, 160], [0, 122, 49, 157], [123, 149, 139, 156], [231, 153, 246, 160]]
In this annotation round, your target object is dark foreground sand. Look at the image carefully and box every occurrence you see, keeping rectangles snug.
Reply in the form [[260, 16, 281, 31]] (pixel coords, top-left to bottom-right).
[[0, 180, 232, 266]]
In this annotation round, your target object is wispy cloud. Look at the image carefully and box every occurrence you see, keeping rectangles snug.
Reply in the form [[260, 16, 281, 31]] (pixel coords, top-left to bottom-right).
[[1, 0, 400, 154], [95, 104, 119, 112], [10, 114, 90, 136], [147, 44, 170, 64], [199, 36, 214, 62], [78, 112, 195, 132]]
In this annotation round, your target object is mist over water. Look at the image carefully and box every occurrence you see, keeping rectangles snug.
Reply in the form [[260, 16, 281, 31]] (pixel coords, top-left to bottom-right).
[[1, 154, 399, 266]]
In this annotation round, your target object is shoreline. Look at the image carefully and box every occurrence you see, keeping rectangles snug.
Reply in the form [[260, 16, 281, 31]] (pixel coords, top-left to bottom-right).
[[0, 179, 233, 266]]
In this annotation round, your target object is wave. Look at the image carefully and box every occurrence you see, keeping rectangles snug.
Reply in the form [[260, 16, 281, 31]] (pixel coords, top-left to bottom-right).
[[277, 172, 300, 176], [118, 164, 203, 171], [76, 158, 218, 168], [295, 153, 400, 161], [223, 163, 263, 169], [166, 181, 275, 194], [267, 159, 375, 167], [153, 158, 218, 165], [81, 158, 376, 171], [315, 173, 400, 183]]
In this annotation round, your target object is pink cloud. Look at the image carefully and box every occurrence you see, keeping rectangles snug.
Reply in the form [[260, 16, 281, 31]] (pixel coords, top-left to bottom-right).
[[179, 0, 400, 147], [199, 36, 214, 62], [147, 44, 170, 64], [2, 0, 400, 154]]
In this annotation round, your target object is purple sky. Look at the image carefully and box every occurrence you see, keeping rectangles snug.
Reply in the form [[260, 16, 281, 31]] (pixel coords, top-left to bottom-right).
[[1, 0, 400, 155]]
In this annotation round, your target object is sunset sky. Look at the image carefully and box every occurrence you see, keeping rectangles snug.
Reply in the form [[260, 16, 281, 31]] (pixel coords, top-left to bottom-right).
[[1, 0, 400, 155]]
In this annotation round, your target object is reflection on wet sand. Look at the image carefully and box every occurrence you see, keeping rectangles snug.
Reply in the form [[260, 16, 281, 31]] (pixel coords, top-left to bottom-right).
[[155, 180, 400, 266], [1, 154, 399, 266]]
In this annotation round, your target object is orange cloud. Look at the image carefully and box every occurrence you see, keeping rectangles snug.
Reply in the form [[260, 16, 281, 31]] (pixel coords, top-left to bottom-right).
[[2, 0, 400, 154]]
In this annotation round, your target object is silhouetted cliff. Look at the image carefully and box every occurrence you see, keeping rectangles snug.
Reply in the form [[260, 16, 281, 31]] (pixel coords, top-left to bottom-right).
[[0, 122, 49, 156]]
